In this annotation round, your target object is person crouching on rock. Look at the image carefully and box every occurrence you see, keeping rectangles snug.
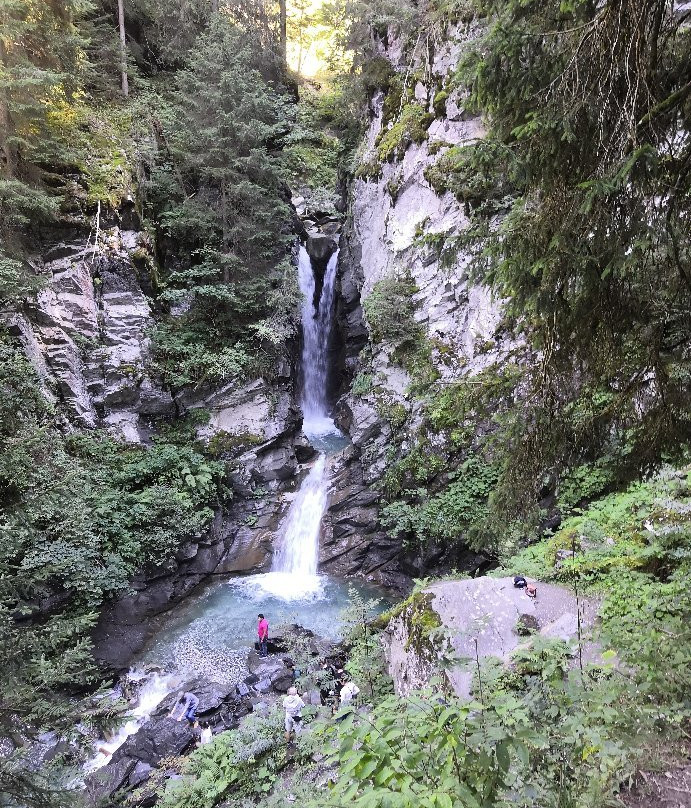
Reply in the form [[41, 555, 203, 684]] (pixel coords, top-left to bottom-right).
[[283, 686, 305, 743], [170, 691, 199, 724], [335, 680, 360, 722], [257, 613, 269, 658], [340, 680, 360, 707]]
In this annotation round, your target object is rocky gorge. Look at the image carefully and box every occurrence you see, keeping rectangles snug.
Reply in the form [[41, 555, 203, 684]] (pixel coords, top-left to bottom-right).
[[3, 2, 690, 806], [11, 19, 513, 674]]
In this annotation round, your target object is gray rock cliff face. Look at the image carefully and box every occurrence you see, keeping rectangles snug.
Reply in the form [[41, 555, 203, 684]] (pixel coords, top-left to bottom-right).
[[15, 218, 174, 442], [327, 22, 514, 585]]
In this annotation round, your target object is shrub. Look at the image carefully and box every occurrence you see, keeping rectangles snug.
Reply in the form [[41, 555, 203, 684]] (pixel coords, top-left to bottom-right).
[[363, 273, 421, 346]]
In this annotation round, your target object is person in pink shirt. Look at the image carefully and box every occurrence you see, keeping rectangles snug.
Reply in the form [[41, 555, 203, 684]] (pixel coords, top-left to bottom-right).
[[257, 613, 269, 657]]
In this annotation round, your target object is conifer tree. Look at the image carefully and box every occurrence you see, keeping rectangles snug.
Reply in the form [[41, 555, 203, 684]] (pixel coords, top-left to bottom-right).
[[147, 15, 294, 387], [0, 0, 88, 302]]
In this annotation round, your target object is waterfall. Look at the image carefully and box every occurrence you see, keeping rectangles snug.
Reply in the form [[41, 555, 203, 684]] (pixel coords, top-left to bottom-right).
[[271, 454, 326, 578], [299, 245, 339, 436], [85, 670, 177, 772], [243, 245, 340, 601]]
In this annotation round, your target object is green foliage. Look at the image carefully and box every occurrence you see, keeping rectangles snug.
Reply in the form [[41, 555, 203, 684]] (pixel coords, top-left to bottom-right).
[[340, 586, 393, 702], [351, 371, 373, 397], [283, 83, 342, 200], [320, 0, 418, 69], [0, 253, 44, 302], [363, 273, 421, 346], [309, 633, 686, 808], [375, 102, 434, 162], [158, 466, 691, 808], [506, 466, 691, 583], [205, 429, 263, 458], [67, 433, 225, 565], [432, 89, 448, 117], [376, 362, 524, 553], [307, 529, 690, 808], [425, 141, 514, 210], [158, 711, 287, 808], [377, 588, 443, 659], [447, 0, 691, 521], [144, 16, 297, 388], [0, 0, 91, 307], [381, 455, 499, 550], [0, 332, 227, 807]]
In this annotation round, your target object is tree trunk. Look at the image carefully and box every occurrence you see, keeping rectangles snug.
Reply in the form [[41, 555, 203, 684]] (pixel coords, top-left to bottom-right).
[[221, 180, 229, 283], [297, 8, 304, 74], [117, 0, 128, 97], [279, 0, 287, 69], [0, 37, 14, 177]]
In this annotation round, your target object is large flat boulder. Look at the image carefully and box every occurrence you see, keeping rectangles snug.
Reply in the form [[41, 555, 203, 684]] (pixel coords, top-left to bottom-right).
[[384, 576, 600, 699]]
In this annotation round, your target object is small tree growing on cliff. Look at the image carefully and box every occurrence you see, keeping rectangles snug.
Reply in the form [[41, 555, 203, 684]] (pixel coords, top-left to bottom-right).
[[340, 586, 391, 702]]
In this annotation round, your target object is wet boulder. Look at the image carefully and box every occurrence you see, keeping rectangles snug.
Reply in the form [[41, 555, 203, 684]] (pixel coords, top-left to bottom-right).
[[247, 652, 287, 677], [294, 434, 318, 463], [84, 678, 248, 806], [270, 668, 295, 693], [306, 231, 336, 265]]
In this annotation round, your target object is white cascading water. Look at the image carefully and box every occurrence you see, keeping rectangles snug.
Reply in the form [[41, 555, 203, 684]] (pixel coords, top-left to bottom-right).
[[299, 245, 340, 436], [246, 245, 340, 601], [271, 454, 327, 577], [85, 670, 177, 772]]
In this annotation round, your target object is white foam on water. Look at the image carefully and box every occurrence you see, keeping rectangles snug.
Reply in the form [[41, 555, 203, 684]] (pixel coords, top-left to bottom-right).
[[229, 571, 327, 602], [84, 670, 177, 772], [302, 414, 341, 438]]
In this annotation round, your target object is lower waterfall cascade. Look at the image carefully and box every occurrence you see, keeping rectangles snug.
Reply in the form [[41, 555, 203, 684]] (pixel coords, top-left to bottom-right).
[[85, 241, 376, 769]]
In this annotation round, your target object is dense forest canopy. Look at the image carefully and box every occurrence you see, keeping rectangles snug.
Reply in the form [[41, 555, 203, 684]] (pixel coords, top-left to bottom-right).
[[460, 0, 691, 523]]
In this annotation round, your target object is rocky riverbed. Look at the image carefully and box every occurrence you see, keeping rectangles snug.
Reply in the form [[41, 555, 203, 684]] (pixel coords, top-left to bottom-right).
[[84, 626, 335, 807]]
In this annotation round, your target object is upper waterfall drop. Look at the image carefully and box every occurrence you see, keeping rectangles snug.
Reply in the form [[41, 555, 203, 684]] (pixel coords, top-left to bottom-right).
[[298, 245, 340, 438], [238, 244, 343, 601]]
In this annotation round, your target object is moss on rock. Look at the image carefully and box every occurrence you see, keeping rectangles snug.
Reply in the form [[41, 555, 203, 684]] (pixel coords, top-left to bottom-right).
[[376, 590, 442, 659], [376, 103, 434, 162]]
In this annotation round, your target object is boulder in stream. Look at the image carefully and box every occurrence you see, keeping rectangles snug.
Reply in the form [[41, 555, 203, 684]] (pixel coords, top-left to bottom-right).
[[84, 677, 249, 806]]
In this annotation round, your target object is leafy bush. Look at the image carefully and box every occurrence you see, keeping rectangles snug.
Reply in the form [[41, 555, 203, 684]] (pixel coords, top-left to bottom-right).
[[363, 274, 421, 346], [381, 455, 499, 549], [340, 586, 393, 702], [351, 371, 374, 397], [144, 17, 297, 390], [67, 434, 225, 566], [159, 711, 286, 807]]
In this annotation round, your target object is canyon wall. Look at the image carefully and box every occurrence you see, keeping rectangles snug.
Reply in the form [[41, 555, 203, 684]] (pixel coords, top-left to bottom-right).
[[323, 21, 513, 587]]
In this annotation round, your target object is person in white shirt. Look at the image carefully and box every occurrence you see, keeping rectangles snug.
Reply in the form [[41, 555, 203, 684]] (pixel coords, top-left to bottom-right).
[[282, 686, 305, 742], [199, 723, 212, 745], [339, 680, 360, 706]]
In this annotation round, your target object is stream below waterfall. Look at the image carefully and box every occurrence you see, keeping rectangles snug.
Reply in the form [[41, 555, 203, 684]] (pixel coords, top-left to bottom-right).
[[134, 244, 385, 683], [87, 243, 388, 769]]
